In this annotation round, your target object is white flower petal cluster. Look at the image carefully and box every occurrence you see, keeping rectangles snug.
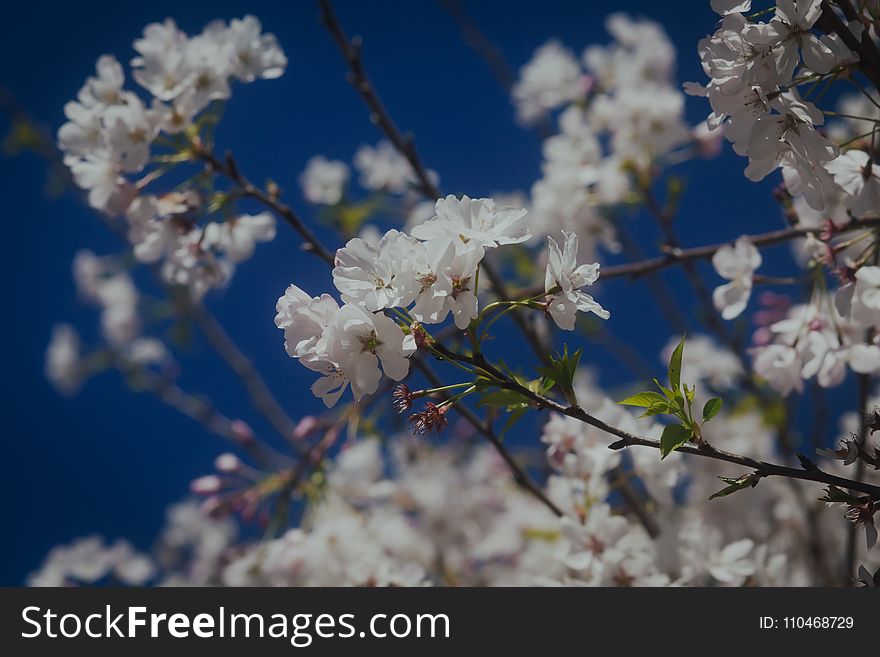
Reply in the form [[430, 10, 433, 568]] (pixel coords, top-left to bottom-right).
[[299, 155, 350, 205], [45, 324, 83, 396], [126, 194, 276, 301], [712, 236, 762, 320], [59, 17, 285, 215], [28, 536, 155, 587], [278, 195, 539, 407], [751, 296, 880, 395], [58, 17, 285, 301], [353, 140, 434, 194], [826, 150, 880, 218], [512, 40, 584, 125], [34, 396, 852, 587], [544, 230, 609, 330], [522, 15, 691, 256], [73, 250, 141, 346], [410, 195, 530, 248], [690, 1, 870, 210]]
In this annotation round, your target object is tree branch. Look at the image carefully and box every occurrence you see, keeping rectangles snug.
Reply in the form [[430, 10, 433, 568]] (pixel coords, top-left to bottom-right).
[[317, 0, 441, 200], [438, 346, 880, 499], [187, 302, 304, 453], [193, 141, 335, 266], [317, 0, 553, 365], [412, 357, 565, 517], [605, 218, 880, 280], [116, 362, 280, 467]]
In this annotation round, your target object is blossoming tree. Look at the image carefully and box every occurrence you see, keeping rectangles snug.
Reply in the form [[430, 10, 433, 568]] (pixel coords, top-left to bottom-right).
[[17, 0, 880, 586]]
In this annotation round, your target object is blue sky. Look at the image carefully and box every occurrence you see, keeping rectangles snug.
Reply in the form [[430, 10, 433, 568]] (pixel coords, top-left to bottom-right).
[[0, 0, 844, 584]]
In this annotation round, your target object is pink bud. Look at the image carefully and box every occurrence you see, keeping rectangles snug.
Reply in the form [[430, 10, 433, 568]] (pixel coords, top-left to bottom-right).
[[230, 420, 255, 445], [292, 416, 319, 441], [752, 327, 772, 347], [579, 74, 595, 96]]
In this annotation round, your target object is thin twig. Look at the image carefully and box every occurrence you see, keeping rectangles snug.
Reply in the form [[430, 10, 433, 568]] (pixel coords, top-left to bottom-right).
[[195, 138, 565, 516], [317, 0, 552, 366], [437, 346, 880, 499], [193, 142, 335, 265], [600, 218, 880, 281], [844, 369, 871, 582], [413, 357, 565, 517], [187, 302, 303, 452], [317, 0, 440, 200], [117, 363, 277, 467]]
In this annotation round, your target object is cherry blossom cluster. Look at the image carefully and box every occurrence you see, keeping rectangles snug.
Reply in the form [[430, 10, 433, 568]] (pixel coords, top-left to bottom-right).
[[513, 14, 709, 262], [33, 4, 880, 591], [299, 140, 439, 204], [276, 194, 609, 407], [693, 2, 880, 393], [689, 0, 867, 210], [46, 250, 170, 396], [749, 289, 880, 396], [34, 360, 879, 587], [297, 140, 445, 247], [57, 17, 286, 300]]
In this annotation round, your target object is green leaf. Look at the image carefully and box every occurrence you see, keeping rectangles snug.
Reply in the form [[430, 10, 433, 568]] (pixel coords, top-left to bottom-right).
[[818, 485, 862, 505], [477, 390, 524, 409], [659, 424, 692, 459], [668, 334, 686, 391], [702, 397, 723, 422], [618, 391, 668, 408], [653, 378, 675, 400], [709, 473, 760, 500], [499, 406, 528, 440], [537, 344, 582, 407], [639, 401, 672, 418]]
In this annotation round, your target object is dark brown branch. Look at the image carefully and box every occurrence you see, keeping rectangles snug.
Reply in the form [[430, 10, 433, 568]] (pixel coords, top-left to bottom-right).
[[317, 0, 552, 365], [194, 139, 565, 517], [187, 303, 304, 453], [193, 142, 335, 266], [844, 363, 872, 582], [117, 362, 278, 467], [317, 0, 440, 200], [437, 346, 880, 499], [412, 357, 564, 517], [599, 217, 880, 281]]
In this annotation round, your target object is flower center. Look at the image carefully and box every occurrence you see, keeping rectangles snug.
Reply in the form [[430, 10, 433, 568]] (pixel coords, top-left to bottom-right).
[[451, 274, 471, 299], [358, 330, 382, 354], [416, 271, 437, 293]]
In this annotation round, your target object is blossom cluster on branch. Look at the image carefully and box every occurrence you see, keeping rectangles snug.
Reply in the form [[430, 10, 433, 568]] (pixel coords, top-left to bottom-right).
[[58, 16, 285, 299], [26, 0, 880, 588]]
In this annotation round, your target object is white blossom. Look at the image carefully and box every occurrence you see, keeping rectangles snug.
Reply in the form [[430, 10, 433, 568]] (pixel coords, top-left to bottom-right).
[[411, 195, 531, 248], [45, 324, 83, 396], [353, 141, 417, 194], [544, 231, 609, 330], [826, 150, 880, 219], [712, 236, 762, 320], [299, 155, 350, 205], [202, 212, 276, 263], [512, 40, 584, 124], [332, 230, 424, 312]]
